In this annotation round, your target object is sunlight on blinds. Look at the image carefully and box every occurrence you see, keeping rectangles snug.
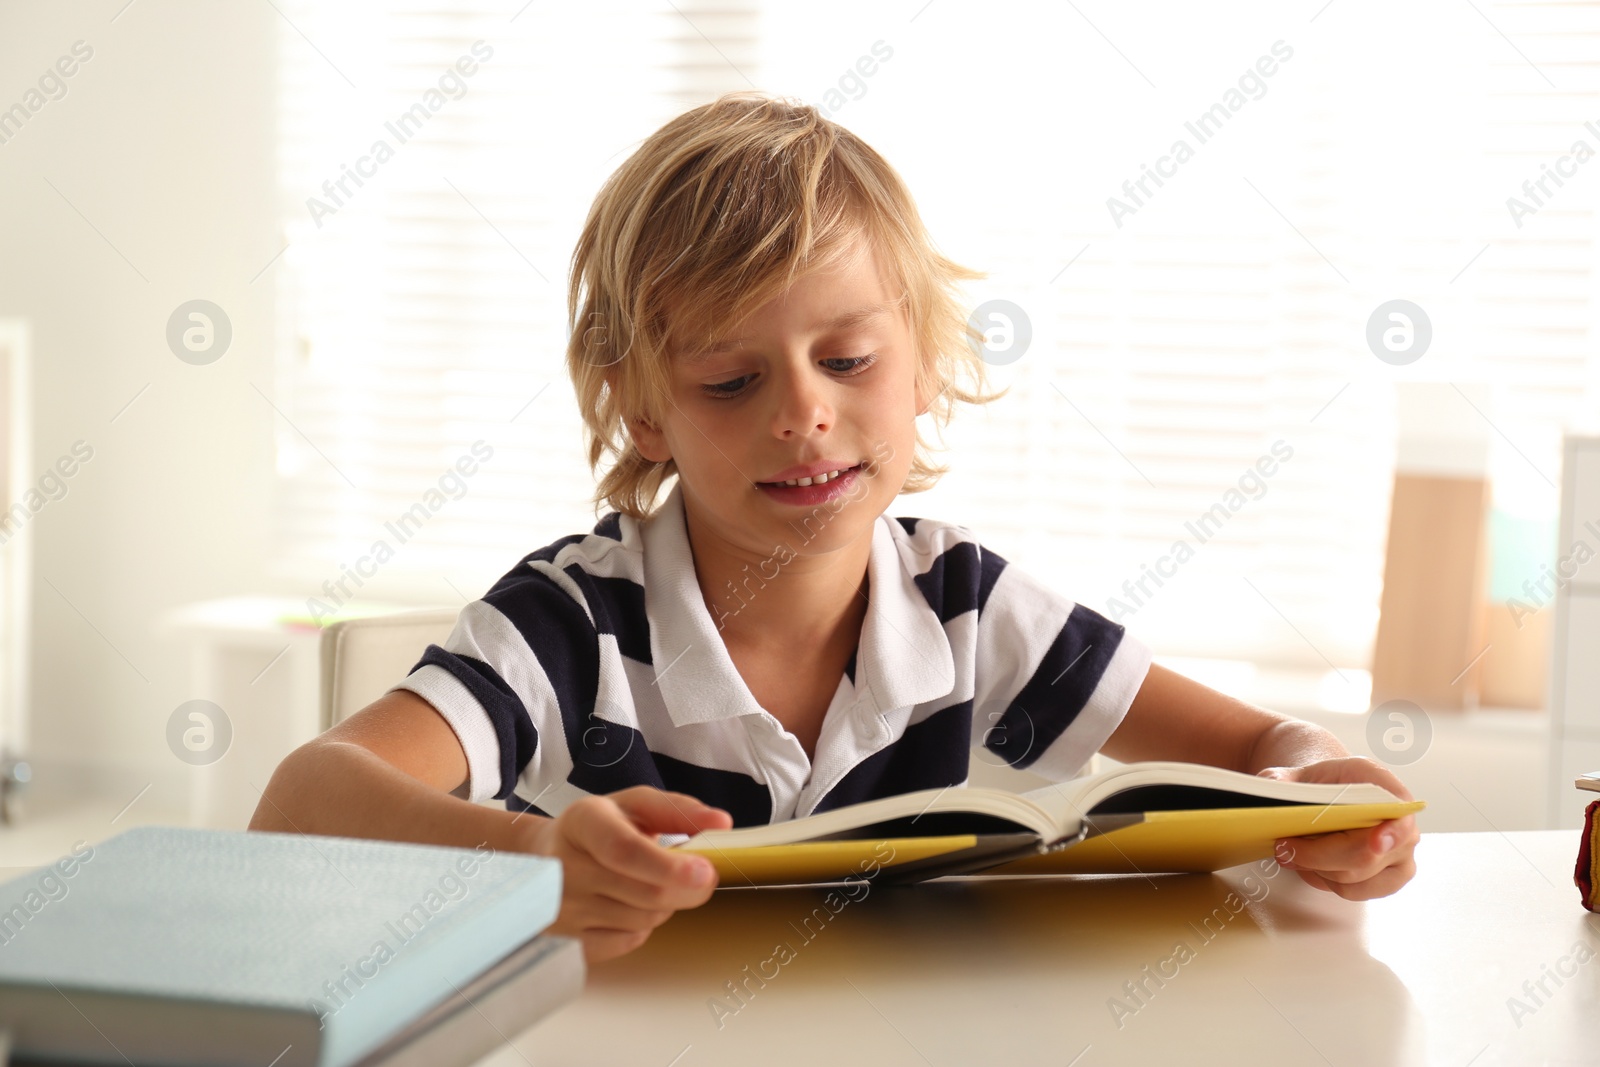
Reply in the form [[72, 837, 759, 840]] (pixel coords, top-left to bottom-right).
[[273, 1, 758, 610], [274, 0, 1600, 672], [760, 0, 1599, 669]]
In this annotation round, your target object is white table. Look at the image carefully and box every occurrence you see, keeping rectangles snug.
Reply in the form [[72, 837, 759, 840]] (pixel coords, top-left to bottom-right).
[[478, 831, 1597, 1067]]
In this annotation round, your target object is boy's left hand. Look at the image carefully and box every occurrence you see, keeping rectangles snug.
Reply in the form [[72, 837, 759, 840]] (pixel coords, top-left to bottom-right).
[[1255, 756, 1419, 901]]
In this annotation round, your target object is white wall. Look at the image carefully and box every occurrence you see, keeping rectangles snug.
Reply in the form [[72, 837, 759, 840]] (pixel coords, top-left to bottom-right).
[[0, 3, 1557, 831], [0, 3, 283, 803]]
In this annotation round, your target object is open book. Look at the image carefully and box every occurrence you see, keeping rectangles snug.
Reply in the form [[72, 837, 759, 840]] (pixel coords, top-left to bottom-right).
[[673, 760, 1425, 887]]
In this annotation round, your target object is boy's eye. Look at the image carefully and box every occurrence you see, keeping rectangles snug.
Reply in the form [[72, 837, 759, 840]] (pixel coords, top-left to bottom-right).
[[703, 374, 753, 397], [699, 354, 878, 399]]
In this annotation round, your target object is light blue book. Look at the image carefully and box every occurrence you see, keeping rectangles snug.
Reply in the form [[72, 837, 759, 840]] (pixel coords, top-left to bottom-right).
[[0, 826, 567, 1067]]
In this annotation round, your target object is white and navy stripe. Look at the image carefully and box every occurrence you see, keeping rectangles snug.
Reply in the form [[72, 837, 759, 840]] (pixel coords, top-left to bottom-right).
[[390, 481, 1152, 827]]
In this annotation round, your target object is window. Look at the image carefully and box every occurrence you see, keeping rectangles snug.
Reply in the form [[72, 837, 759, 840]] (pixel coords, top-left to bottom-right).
[[274, 0, 1600, 675]]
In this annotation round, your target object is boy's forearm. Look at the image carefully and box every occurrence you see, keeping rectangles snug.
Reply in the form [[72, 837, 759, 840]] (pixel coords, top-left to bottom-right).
[[248, 740, 544, 855], [1244, 718, 1348, 773]]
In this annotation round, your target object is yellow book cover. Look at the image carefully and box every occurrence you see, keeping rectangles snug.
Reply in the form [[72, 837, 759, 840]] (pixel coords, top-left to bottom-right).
[[673, 761, 1424, 888]]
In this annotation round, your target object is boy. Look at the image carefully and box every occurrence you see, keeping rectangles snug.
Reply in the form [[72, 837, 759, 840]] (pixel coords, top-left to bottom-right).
[[251, 92, 1418, 964]]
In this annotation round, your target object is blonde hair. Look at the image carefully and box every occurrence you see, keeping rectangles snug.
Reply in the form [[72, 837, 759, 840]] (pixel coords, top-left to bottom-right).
[[565, 90, 1005, 521]]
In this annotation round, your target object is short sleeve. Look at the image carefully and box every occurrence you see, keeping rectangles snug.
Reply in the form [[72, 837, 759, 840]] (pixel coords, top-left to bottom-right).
[[969, 545, 1152, 781], [388, 564, 600, 804]]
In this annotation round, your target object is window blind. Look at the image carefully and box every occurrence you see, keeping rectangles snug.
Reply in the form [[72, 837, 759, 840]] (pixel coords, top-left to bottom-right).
[[274, 0, 1600, 676], [272, 0, 761, 610]]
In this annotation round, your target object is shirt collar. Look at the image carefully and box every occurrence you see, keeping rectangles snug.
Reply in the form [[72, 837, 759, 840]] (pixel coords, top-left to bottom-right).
[[641, 480, 955, 729]]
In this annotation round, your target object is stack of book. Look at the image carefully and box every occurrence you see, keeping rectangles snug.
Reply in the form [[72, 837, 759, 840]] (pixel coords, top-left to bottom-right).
[[0, 826, 582, 1066]]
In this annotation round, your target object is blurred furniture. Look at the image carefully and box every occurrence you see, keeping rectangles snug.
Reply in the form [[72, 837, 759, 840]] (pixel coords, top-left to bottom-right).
[[1550, 434, 1600, 830], [0, 320, 32, 823], [319, 608, 459, 729], [160, 597, 428, 829], [1478, 601, 1549, 708], [470, 831, 1589, 1066], [1371, 475, 1490, 709], [1371, 383, 1492, 710], [159, 597, 325, 830]]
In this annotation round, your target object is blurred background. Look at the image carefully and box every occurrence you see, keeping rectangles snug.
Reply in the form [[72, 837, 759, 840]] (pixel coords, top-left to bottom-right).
[[1, 0, 1597, 852]]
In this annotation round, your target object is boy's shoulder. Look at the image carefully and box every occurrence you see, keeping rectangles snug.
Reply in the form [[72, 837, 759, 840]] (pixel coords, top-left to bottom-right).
[[876, 511, 1028, 625], [884, 514, 1091, 630], [886, 512, 982, 548], [883, 512, 1007, 572], [518, 509, 634, 565], [480, 509, 644, 603]]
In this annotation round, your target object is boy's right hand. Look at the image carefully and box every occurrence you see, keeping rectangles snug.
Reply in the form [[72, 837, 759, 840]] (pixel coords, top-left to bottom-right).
[[522, 786, 732, 963]]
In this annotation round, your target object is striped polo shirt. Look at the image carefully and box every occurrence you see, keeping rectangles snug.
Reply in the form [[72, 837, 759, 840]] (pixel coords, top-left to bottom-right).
[[389, 480, 1152, 827]]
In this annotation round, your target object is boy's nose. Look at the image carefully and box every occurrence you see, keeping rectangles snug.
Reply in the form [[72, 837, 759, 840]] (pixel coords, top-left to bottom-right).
[[769, 367, 833, 438]]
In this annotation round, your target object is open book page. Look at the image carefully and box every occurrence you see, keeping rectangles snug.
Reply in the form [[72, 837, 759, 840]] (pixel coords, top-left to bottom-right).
[[1018, 760, 1404, 841], [675, 762, 1422, 886], [984, 799, 1425, 877], [1016, 778, 1098, 841], [680, 761, 1405, 853], [679, 783, 1062, 851]]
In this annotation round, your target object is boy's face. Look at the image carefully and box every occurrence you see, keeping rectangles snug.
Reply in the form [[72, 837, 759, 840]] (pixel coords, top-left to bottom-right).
[[628, 242, 927, 564]]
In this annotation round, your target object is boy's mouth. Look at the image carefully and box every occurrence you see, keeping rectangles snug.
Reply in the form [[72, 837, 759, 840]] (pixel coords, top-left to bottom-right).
[[757, 461, 864, 488], [755, 461, 873, 508]]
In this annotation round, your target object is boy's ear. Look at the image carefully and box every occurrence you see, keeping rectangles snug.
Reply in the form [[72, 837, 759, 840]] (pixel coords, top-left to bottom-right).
[[627, 414, 672, 464]]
